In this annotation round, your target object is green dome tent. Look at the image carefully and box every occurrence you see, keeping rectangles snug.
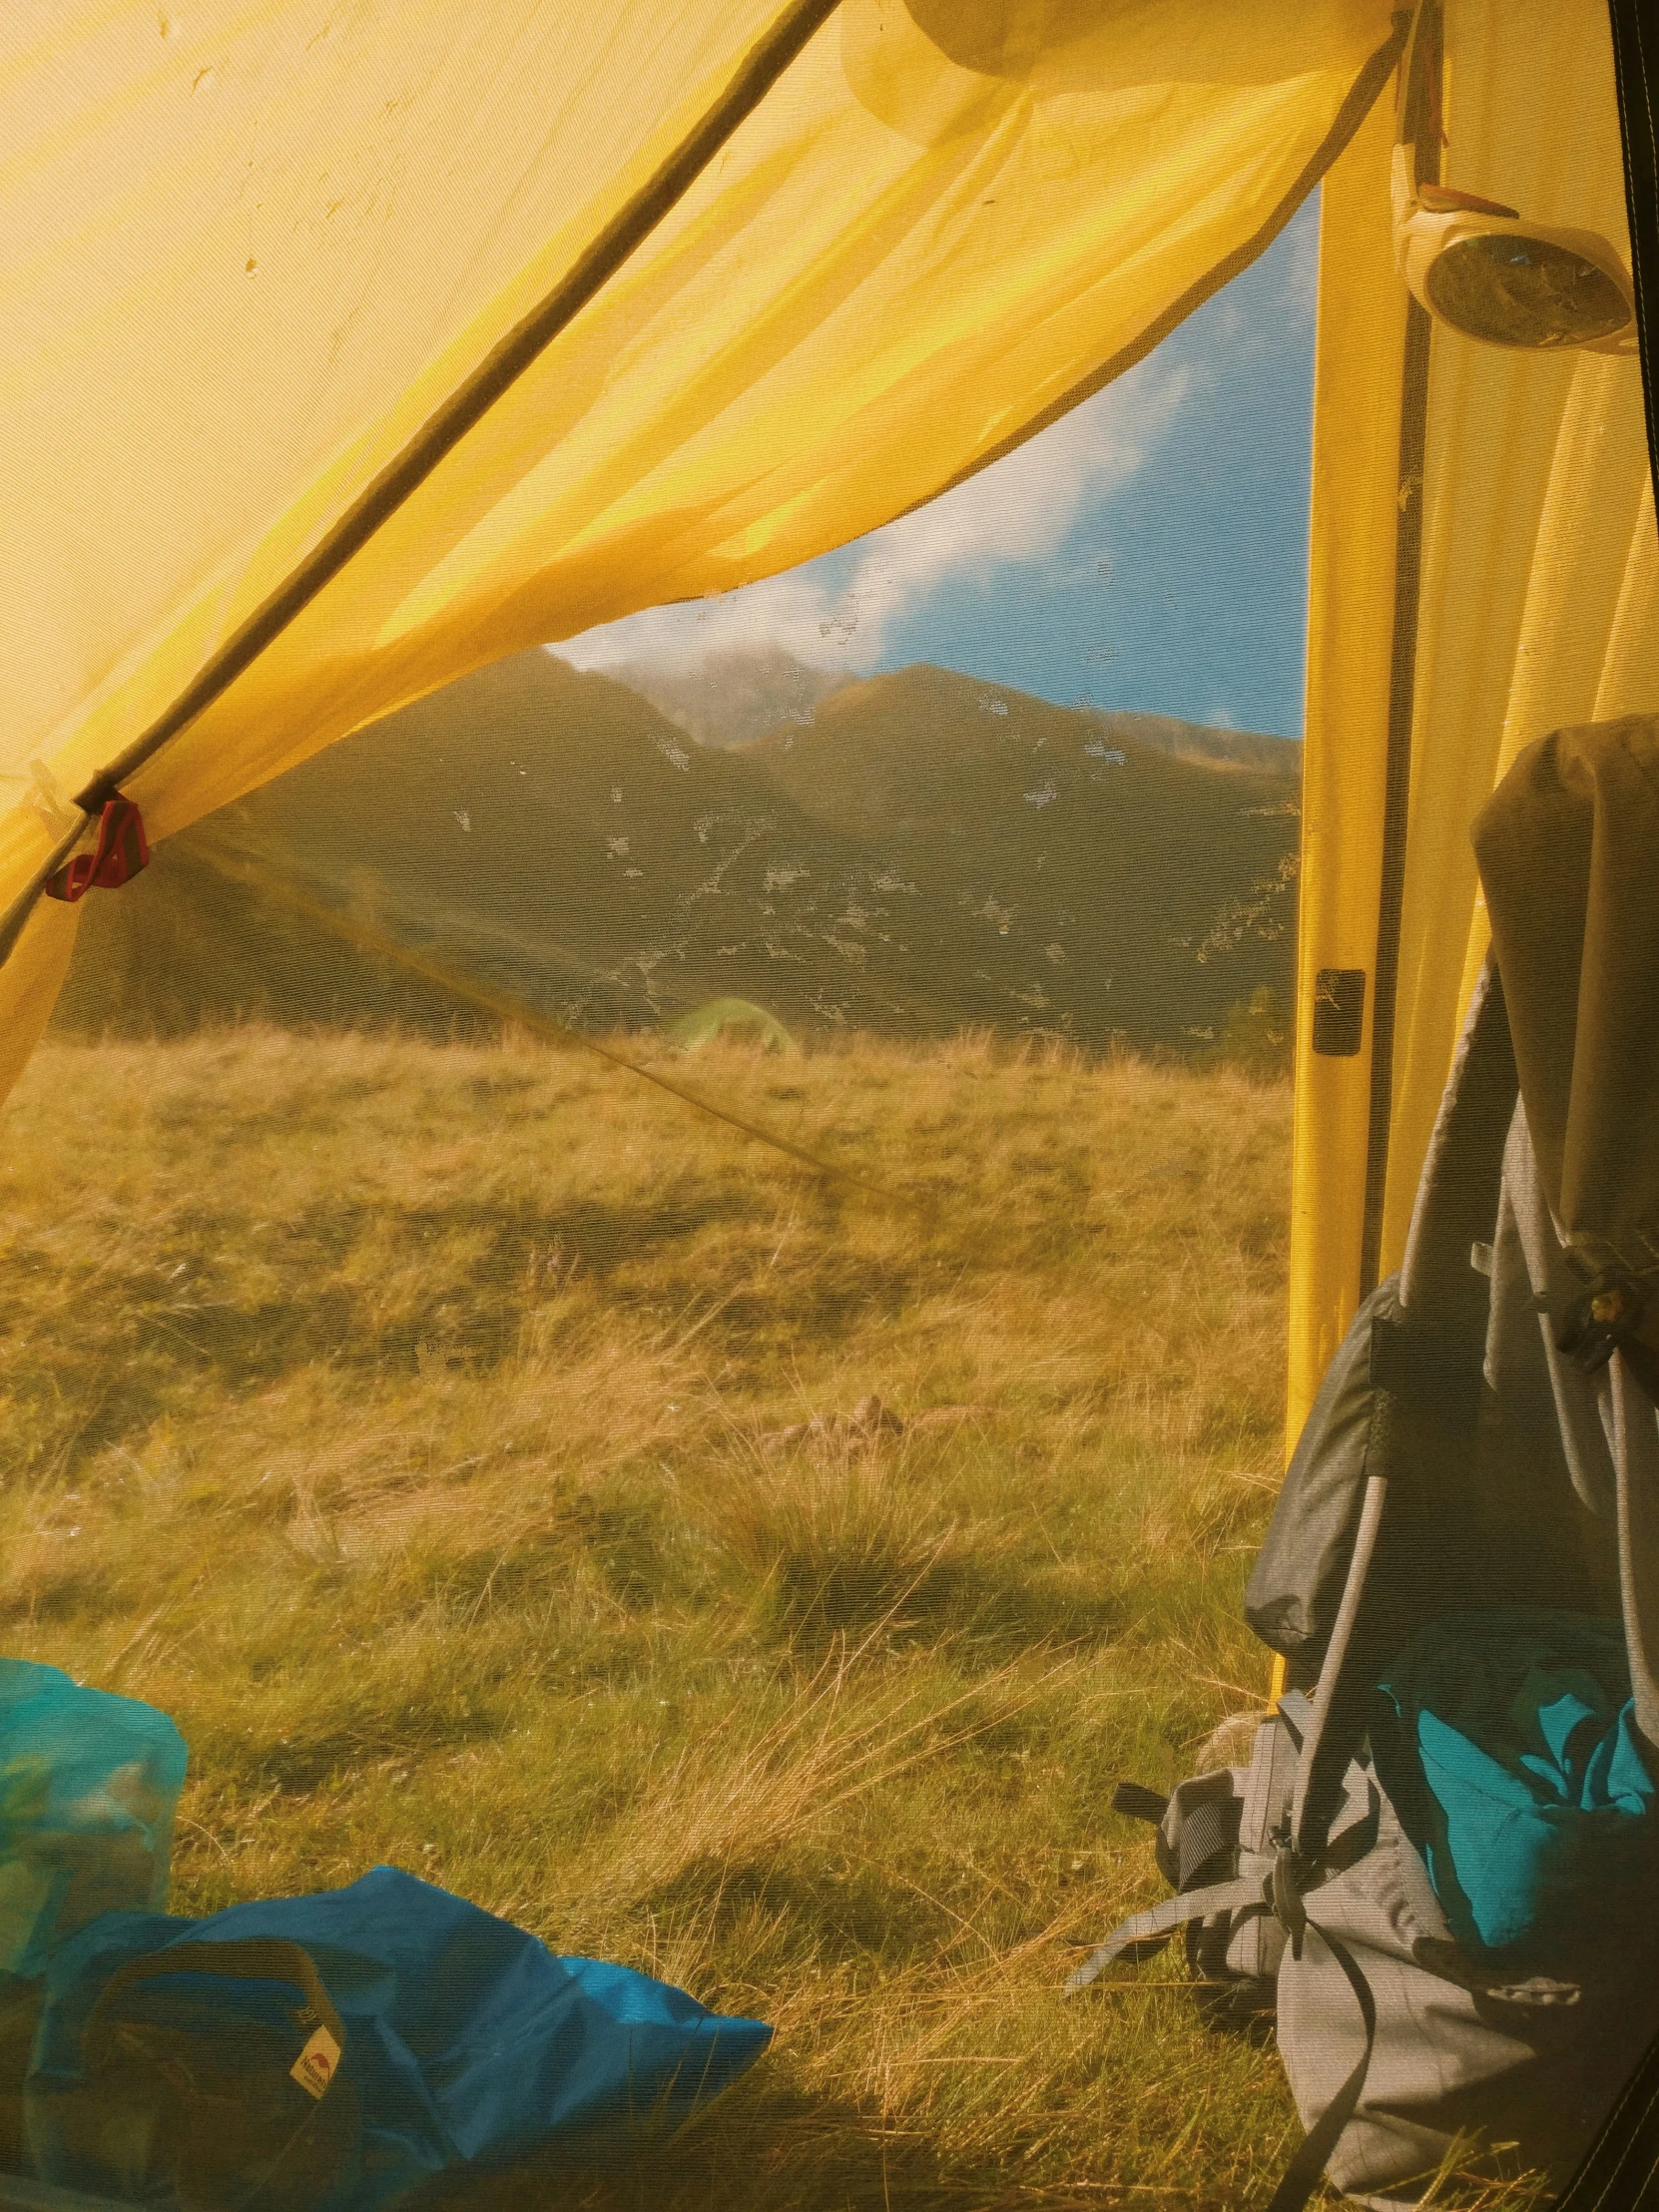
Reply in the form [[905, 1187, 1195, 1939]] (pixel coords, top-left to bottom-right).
[[661, 998, 796, 1054]]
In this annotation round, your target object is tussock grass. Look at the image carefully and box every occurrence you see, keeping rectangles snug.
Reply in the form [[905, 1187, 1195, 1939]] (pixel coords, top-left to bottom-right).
[[0, 1027, 1546, 2207]]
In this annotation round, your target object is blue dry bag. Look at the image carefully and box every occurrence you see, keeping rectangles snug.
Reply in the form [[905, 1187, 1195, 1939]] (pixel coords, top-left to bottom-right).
[[24, 1864, 771, 2209]]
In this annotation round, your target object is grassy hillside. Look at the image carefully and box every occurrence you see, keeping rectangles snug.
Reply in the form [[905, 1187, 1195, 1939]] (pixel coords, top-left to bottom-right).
[[0, 1029, 1549, 2208], [54, 652, 1298, 1056], [0, 1026, 1320, 2208]]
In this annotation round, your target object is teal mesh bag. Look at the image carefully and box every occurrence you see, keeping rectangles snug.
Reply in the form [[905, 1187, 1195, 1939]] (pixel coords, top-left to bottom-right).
[[1373, 1607, 1658, 1959], [0, 1657, 188, 1978]]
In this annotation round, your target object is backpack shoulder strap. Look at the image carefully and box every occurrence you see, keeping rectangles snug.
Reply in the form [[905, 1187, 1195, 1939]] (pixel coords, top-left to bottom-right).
[[1292, 958, 1520, 1868], [1063, 1872, 1272, 1994]]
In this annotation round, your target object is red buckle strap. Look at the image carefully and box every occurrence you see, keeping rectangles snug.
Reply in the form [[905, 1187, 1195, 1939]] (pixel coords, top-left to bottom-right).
[[44, 797, 149, 903]]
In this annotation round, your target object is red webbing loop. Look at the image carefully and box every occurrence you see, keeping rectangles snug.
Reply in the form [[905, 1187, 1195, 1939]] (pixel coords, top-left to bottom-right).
[[44, 797, 149, 903]]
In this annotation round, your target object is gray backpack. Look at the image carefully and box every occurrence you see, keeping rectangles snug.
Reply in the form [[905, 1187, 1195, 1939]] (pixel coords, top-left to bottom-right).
[[1075, 1697, 1640, 2209], [1069, 961, 1659, 2208]]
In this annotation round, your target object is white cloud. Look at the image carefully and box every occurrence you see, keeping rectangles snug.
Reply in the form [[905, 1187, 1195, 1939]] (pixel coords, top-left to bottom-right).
[[558, 352, 1195, 676], [559, 563, 864, 677], [843, 356, 1193, 635], [1281, 190, 1321, 321]]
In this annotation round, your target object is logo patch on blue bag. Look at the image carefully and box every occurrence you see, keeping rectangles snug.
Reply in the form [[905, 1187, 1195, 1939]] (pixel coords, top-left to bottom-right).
[[290, 2024, 340, 2098]]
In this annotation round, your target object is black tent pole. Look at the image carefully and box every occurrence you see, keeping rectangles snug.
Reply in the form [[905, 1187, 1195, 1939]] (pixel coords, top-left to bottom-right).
[[1356, 3, 1441, 1302], [1612, 0, 1659, 538]]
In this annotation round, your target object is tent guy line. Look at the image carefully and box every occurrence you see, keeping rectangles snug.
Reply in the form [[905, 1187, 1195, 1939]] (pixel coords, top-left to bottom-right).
[[185, 832, 906, 1207], [0, 0, 844, 984]]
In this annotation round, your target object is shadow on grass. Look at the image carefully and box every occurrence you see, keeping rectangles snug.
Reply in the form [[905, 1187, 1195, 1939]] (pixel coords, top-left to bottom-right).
[[1, 1184, 784, 1475], [648, 1858, 955, 1970], [408, 2069, 981, 2212], [732, 1541, 1127, 1662], [700, 1436, 1128, 1662]]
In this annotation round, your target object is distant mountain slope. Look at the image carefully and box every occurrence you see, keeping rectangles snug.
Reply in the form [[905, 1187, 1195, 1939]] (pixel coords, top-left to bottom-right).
[[55, 651, 1299, 1052], [1069, 711, 1300, 773], [593, 645, 1301, 771], [603, 646, 855, 748], [733, 665, 1300, 1044]]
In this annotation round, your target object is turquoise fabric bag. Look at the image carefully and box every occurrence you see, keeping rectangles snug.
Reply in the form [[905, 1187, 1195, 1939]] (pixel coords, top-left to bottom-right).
[[1373, 1607, 1658, 1957], [0, 1657, 188, 1976]]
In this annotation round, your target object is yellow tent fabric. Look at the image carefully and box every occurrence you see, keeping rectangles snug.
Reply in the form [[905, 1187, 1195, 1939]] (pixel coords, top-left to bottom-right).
[[0, 0, 1401, 1103], [1288, 0, 1659, 1443]]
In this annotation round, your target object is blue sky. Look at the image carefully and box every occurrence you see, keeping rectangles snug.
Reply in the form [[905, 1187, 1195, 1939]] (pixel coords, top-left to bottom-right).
[[563, 192, 1319, 740]]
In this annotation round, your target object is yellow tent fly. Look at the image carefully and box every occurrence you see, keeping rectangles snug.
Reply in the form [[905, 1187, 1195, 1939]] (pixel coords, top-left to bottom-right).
[[1, 0, 1656, 2193], [0, 0, 1404, 1102]]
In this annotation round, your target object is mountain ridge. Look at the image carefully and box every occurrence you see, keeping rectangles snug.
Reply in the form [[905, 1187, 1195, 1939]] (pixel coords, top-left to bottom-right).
[[55, 651, 1299, 1053], [593, 646, 1301, 772]]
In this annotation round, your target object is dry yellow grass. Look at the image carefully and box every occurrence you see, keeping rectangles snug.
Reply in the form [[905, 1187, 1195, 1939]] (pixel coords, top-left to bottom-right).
[[0, 1027, 1544, 2208]]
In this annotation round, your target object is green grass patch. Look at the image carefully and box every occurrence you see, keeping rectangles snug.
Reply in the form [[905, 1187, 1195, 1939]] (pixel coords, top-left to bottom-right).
[[0, 1026, 1544, 2207]]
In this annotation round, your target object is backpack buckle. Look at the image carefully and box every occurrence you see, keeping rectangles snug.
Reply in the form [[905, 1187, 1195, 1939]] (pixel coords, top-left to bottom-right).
[[1272, 1843, 1308, 1959], [1554, 1263, 1655, 1372]]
